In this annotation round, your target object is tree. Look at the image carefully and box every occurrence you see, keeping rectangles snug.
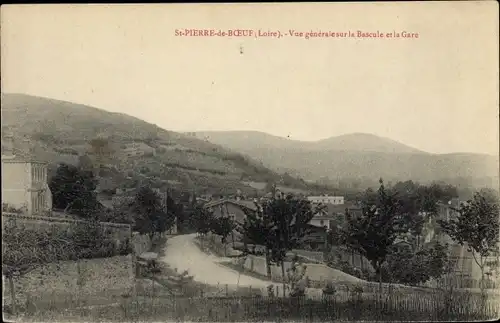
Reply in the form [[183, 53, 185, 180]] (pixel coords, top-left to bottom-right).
[[264, 182, 277, 195], [237, 201, 275, 278], [105, 200, 134, 224], [210, 216, 235, 256], [240, 194, 317, 296], [287, 256, 308, 297], [394, 182, 441, 250], [49, 163, 99, 217], [89, 137, 113, 173], [438, 191, 500, 296], [190, 205, 215, 248], [342, 179, 405, 293], [131, 186, 174, 240], [382, 241, 449, 286]]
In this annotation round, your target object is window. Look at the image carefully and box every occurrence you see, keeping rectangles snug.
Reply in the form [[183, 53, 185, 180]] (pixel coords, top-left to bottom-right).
[[320, 220, 324, 225]]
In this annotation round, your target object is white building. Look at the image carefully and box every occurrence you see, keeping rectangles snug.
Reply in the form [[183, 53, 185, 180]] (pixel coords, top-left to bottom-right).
[[1, 134, 52, 215], [1, 156, 52, 215], [309, 216, 333, 230], [307, 195, 344, 205]]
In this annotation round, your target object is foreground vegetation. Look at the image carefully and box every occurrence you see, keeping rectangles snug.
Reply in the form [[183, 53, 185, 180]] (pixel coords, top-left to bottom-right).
[[9, 288, 499, 322]]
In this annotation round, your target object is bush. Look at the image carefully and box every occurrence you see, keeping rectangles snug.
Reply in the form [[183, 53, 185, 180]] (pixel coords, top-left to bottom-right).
[[2, 220, 130, 274], [322, 281, 336, 296], [267, 285, 276, 298], [2, 203, 23, 213]]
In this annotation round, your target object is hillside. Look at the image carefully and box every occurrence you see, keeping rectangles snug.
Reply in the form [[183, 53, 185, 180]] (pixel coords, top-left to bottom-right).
[[0, 93, 303, 195], [192, 131, 499, 188]]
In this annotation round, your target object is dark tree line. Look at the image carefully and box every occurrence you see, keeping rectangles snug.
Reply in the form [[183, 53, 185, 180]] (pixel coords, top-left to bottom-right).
[[49, 163, 177, 238]]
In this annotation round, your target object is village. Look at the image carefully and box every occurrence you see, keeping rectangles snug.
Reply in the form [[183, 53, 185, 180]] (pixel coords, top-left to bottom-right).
[[2, 3, 499, 322], [2, 131, 499, 322]]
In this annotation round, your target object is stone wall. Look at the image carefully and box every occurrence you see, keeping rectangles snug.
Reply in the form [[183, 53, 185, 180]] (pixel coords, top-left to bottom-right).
[[241, 255, 361, 283], [3, 255, 134, 309], [292, 249, 324, 262]]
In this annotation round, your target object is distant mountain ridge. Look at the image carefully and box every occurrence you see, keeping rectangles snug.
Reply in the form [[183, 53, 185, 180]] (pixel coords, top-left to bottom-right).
[[193, 131, 427, 154], [192, 130, 499, 187]]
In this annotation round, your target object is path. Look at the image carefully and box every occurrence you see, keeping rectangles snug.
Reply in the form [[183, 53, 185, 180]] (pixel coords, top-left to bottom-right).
[[160, 234, 281, 293]]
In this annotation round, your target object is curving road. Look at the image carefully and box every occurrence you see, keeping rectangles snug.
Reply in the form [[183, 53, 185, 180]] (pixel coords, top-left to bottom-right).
[[160, 233, 280, 292]]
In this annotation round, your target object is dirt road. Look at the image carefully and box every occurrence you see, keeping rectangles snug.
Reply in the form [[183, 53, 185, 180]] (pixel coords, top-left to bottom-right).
[[160, 233, 280, 292]]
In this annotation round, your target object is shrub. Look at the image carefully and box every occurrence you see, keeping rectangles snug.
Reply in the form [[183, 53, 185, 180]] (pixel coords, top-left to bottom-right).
[[322, 281, 336, 296], [267, 284, 275, 298], [2, 203, 23, 214], [3, 220, 130, 274]]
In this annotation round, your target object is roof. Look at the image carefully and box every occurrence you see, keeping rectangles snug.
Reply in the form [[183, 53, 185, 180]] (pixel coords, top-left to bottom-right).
[[314, 202, 361, 217], [98, 198, 114, 209], [308, 196, 344, 200], [204, 199, 259, 211]]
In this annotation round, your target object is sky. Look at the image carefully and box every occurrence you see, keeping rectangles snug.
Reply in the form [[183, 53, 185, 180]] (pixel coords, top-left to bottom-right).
[[1, 3, 499, 155]]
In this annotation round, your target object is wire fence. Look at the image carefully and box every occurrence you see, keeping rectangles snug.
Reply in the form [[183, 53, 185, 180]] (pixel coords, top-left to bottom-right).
[[7, 286, 499, 322]]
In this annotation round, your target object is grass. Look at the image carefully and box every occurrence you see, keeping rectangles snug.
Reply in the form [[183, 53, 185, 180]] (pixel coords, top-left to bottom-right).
[[13, 291, 499, 322]]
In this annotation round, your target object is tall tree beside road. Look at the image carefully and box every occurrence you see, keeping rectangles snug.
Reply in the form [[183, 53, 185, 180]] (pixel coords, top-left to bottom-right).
[[238, 201, 275, 278], [438, 190, 500, 296], [343, 179, 405, 294], [190, 205, 216, 249], [210, 216, 235, 256], [240, 194, 317, 295], [131, 186, 175, 240]]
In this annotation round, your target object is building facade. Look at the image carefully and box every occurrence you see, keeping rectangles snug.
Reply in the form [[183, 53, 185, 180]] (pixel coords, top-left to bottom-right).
[[1, 155, 52, 215], [309, 216, 332, 230], [308, 195, 345, 205]]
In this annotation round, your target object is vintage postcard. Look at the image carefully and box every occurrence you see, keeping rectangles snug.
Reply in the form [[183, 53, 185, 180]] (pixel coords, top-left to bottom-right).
[[1, 2, 499, 322]]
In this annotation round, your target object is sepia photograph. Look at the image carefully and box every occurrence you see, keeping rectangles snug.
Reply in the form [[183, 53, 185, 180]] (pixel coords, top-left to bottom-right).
[[1, 2, 499, 322]]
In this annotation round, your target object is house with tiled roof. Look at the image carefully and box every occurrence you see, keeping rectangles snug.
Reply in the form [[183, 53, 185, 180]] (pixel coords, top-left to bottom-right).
[[204, 198, 258, 224]]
